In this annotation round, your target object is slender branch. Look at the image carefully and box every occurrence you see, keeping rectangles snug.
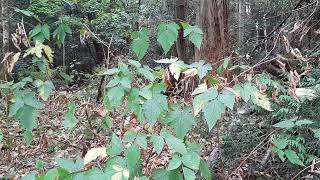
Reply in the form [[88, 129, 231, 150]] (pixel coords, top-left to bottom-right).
[[291, 160, 320, 180]]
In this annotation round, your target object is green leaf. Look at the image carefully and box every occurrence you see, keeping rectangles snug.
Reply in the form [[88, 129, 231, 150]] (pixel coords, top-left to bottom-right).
[[273, 147, 286, 162], [102, 115, 113, 129], [314, 129, 320, 140], [128, 88, 141, 113], [107, 87, 125, 108], [22, 172, 36, 180], [157, 22, 180, 55], [9, 100, 24, 117], [136, 133, 148, 149], [167, 154, 182, 170], [166, 106, 195, 139], [273, 120, 295, 129], [218, 89, 236, 109], [295, 119, 314, 126], [183, 167, 196, 180], [124, 144, 141, 169], [166, 137, 187, 155], [284, 150, 305, 166], [0, 132, 3, 142], [152, 169, 182, 180], [41, 24, 50, 40], [55, 157, 84, 173], [23, 130, 33, 145], [182, 151, 200, 170], [30, 24, 42, 38], [138, 68, 155, 82], [44, 168, 71, 180], [36, 160, 45, 169], [107, 134, 123, 156], [123, 130, 137, 142], [199, 159, 212, 180], [216, 57, 230, 75], [99, 68, 120, 75], [128, 59, 141, 68], [143, 94, 168, 125], [14, 8, 34, 17], [203, 99, 225, 130], [184, 25, 203, 49], [235, 83, 258, 103], [16, 105, 37, 131], [38, 80, 55, 101], [131, 28, 150, 60], [63, 103, 78, 130], [272, 136, 288, 150], [151, 135, 164, 155], [23, 93, 44, 109], [189, 60, 212, 80]]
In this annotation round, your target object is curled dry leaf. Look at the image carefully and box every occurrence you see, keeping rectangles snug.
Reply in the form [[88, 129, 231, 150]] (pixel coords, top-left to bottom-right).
[[83, 147, 107, 165], [181, 68, 198, 81], [163, 68, 173, 89]]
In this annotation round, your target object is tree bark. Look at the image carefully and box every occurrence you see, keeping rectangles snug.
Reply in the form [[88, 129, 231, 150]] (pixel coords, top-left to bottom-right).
[[238, 0, 245, 45], [2, 0, 9, 56], [0, 0, 10, 80], [195, 0, 230, 66], [175, 0, 187, 61]]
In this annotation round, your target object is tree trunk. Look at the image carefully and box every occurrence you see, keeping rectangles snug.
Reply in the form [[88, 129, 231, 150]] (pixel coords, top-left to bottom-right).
[[2, 0, 9, 56], [195, 0, 230, 66], [175, 0, 187, 61], [238, 0, 245, 45], [0, 0, 10, 80]]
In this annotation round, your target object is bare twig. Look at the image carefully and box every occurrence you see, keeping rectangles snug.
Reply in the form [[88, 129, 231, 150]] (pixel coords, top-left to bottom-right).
[[229, 130, 276, 177], [291, 160, 320, 180]]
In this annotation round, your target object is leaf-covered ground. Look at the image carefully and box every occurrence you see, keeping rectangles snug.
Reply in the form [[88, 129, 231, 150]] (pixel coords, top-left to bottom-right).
[[0, 87, 218, 179]]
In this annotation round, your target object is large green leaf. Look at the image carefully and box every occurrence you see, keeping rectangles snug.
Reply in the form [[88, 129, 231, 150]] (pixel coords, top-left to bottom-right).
[[165, 137, 187, 155], [183, 167, 196, 180], [189, 60, 212, 80], [284, 150, 305, 166], [136, 133, 148, 149], [131, 28, 150, 60], [35, 80, 55, 101], [107, 86, 125, 108], [143, 94, 168, 125], [63, 103, 78, 130], [203, 99, 225, 131], [273, 119, 295, 129], [218, 89, 236, 109], [216, 57, 230, 75], [124, 144, 141, 170], [167, 154, 182, 170], [55, 157, 84, 173], [157, 22, 180, 55], [16, 105, 38, 131], [184, 25, 203, 49], [150, 135, 164, 155], [107, 134, 123, 157], [199, 159, 212, 180], [182, 151, 200, 170], [166, 106, 195, 139]]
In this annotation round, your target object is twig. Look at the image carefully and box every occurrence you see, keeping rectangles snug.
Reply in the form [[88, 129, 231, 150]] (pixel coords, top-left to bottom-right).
[[228, 29, 283, 85], [291, 160, 320, 180], [229, 130, 276, 177]]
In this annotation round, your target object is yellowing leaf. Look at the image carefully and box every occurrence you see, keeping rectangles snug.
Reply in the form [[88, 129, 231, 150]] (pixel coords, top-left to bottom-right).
[[252, 92, 273, 111], [83, 147, 107, 165], [43, 45, 54, 63]]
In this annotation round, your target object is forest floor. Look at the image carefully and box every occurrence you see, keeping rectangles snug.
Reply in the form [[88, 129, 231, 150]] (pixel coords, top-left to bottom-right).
[[0, 87, 219, 179]]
